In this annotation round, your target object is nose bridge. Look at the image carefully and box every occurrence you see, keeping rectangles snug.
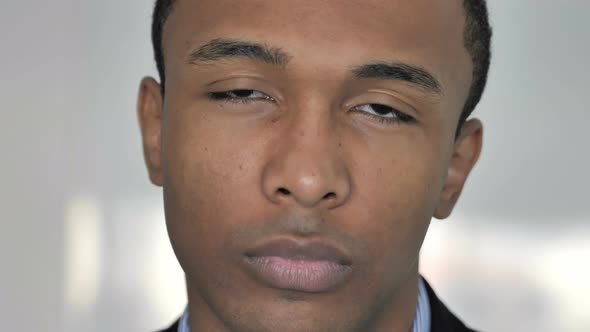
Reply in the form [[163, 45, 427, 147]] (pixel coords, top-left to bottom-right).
[[261, 102, 351, 209], [287, 109, 334, 180], [289, 104, 332, 158]]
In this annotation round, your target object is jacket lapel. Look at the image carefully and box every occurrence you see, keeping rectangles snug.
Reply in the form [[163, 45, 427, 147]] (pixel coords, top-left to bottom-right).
[[422, 278, 478, 332]]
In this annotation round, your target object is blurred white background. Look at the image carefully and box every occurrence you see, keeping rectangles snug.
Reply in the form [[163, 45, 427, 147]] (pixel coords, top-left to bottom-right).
[[0, 1, 588, 331]]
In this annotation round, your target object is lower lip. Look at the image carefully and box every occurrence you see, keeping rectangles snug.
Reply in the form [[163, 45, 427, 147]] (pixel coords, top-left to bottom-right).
[[243, 256, 352, 292]]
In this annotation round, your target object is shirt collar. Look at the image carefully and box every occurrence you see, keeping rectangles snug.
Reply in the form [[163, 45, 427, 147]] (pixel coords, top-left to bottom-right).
[[178, 306, 190, 332], [413, 276, 432, 332]]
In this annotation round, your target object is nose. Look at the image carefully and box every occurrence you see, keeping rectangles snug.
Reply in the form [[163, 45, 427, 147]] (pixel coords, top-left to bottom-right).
[[261, 113, 351, 210]]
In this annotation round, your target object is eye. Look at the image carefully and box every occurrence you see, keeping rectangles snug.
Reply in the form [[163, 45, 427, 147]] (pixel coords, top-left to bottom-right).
[[208, 89, 274, 103], [352, 103, 416, 124]]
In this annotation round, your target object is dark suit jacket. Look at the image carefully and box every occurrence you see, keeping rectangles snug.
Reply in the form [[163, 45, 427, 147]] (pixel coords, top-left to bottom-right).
[[157, 279, 477, 332]]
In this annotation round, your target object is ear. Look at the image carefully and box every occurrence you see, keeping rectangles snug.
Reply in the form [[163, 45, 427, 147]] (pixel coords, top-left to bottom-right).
[[137, 77, 164, 186], [434, 119, 483, 219]]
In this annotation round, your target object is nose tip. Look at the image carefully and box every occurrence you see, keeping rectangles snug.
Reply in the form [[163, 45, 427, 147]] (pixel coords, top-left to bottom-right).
[[260, 109, 351, 210]]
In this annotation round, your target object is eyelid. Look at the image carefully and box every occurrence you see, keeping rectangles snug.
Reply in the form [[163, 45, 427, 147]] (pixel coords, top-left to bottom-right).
[[204, 73, 274, 89], [205, 77, 283, 103], [204, 73, 267, 87], [353, 103, 417, 123], [344, 91, 418, 118], [369, 90, 417, 112], [207, 89, 276, 105]]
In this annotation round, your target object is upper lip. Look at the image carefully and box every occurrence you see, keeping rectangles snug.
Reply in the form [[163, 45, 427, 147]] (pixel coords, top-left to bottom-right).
[[244, 237, 352, 265]]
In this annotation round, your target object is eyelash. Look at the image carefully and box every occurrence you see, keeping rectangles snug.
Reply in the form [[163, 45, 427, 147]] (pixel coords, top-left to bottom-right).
[[351, 104, 416, 124], [208, 89, 274, 103], [207, 89, 416, 124]]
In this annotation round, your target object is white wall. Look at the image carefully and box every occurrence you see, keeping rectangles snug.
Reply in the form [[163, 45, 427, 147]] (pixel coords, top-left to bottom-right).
[[0, 1, 588, 331]]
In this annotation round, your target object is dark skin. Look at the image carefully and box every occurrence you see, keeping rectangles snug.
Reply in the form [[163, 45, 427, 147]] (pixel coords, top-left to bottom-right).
[[138, 0, 482, 331]]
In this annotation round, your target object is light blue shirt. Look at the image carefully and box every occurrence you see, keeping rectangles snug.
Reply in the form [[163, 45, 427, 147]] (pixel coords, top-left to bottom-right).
[[179, 277, 431, 332]]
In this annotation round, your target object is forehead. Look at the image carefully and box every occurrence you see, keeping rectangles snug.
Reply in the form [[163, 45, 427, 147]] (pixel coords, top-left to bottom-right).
[[163, 0, 471, 98]]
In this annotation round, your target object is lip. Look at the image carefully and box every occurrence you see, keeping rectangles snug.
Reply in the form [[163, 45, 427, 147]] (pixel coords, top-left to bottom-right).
[[243, 238, 353, 293]]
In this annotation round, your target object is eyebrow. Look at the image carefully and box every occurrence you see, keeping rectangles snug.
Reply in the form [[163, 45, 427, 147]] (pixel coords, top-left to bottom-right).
[[188, 38, 291, 66], [352, 62, 442, 95], [188, 39, 442, 95]]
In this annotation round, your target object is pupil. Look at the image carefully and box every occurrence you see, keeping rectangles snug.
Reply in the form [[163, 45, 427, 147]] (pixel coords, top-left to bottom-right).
[[233, 89, 253, 97], [371, 104, 391, 115]]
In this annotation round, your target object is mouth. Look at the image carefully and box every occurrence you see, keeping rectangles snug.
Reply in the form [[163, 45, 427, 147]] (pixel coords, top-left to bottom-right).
[[242, 237, 353, 293]]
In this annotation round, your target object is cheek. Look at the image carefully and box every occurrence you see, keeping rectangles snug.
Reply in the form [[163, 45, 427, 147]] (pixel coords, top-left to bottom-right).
[[160, 108, 266, 273], [345, 136, 447, 277]]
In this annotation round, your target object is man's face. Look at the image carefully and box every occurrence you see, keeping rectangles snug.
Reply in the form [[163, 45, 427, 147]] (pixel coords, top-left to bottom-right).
[[138, 0, 481, 331]]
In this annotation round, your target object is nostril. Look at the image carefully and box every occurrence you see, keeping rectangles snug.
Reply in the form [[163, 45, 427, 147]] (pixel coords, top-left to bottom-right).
[[323, 192, 336, 200], [277, 187, 291, 195]]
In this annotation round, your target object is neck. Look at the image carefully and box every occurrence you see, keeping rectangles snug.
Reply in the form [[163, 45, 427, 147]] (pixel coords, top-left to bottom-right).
[[357, 267, 420, 332]]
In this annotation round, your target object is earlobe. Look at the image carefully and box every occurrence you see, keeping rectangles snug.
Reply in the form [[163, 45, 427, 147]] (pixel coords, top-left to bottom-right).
[[137, 77, 164, 186], [434, 119, 483, 219]]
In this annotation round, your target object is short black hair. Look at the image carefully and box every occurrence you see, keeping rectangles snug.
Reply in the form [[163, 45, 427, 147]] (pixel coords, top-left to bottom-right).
[[151, 0, 491, 128]]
